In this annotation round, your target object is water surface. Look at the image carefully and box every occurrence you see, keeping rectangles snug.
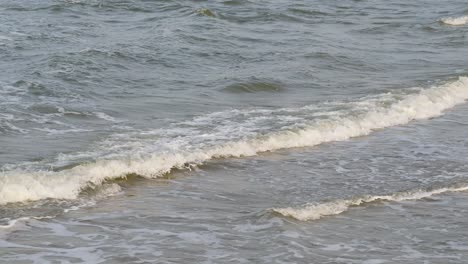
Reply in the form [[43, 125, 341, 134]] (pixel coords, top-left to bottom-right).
[[1, 0, 468, 263]]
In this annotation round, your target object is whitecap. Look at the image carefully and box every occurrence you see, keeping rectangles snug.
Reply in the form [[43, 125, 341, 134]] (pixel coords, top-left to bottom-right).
[[440, 16, 468, 26], [94, 112, 119, 122], [272, 184, 468, 221], [1, 77, 468, 205]]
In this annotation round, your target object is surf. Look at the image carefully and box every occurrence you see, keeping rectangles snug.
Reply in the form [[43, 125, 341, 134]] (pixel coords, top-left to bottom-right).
[[440, 16, 468, 26], [272, 183, 468, 221], [1, 76, 468, 205]]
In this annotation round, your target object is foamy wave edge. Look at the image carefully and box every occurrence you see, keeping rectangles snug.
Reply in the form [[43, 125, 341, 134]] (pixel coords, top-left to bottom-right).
[[1, 77, 468, 205], [272, 184, 468, 221], [440, 16, 468, 26]]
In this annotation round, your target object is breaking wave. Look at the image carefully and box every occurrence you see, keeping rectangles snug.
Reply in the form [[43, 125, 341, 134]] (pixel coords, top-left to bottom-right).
[[0, 183, 122, 231], [272, 184, 468, 221], [440, 16, 468, 26], [1, 77, 468, 205]]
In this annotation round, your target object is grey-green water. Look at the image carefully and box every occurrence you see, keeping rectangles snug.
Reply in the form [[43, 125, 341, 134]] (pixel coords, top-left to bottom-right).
[[1, 0, 468, 263]]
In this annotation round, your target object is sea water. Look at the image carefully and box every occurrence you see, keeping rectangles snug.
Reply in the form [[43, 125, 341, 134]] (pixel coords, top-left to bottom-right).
[[1, 0, 468, 263]]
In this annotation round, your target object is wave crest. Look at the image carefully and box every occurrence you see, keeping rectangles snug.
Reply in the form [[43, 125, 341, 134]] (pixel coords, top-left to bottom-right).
[[272, 184, 468, 221], [222, 81, 284, 93], [1, 77, 468, 205], [440, 16, 468, 26]]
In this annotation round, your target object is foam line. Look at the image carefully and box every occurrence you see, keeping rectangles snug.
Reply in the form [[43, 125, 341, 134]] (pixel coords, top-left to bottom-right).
[[1, 77, 468, 205], [440, 16, 468, 26], [272, 184, 468, 221]]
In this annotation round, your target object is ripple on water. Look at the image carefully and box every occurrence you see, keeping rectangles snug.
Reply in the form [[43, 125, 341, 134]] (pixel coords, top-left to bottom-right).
[[196, 8, 217, 18], [222, 80, 285, 93]]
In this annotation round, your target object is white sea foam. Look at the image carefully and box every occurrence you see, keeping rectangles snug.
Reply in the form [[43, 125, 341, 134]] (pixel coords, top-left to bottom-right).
[[0, 215, 55, 231], [0, 77, 468, 205], [0, 121, 28, 134], [94, 112, 119, 122], [35, 128, 93, 135], [272, 184, 468, 221], [0, 183, 122, 232], [0, 217, 30, 230], [440, 16, 468, 26]]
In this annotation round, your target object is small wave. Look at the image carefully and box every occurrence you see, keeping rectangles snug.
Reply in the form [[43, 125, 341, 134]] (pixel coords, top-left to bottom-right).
[[0, 113, 15, 121], [0, 121, 28, 134], [94, 112, 118, 122], [272, 184, 468, 221], [0, 215, 55, 231], [222, 81, 284, 93], [13, 80, 58, 97], [440, 16, 468, 26], [287, 8, 330, 17], [63, 0, 84, 3], [28, 104, 63, 114], [0, 183, 122, 233], [35, 128, 93, 135], [0, 217, 29, 230], [0, 35, 13, 41], [80, 183, 123, 201], [222, 0, 244, 6], [196, 8, 216, 17], [0, 77, 467, 205]]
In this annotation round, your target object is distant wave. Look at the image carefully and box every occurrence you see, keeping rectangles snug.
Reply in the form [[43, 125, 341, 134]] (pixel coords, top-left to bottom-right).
[[196, 8, 216, 17], [440, 16, 468, 26], [222, 81, 284, 93], [272, 183, 468, 221], [1, 76, 468, 205]]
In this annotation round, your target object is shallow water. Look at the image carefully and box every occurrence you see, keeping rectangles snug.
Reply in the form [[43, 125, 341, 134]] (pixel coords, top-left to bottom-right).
[[1, 0, 468, 263]]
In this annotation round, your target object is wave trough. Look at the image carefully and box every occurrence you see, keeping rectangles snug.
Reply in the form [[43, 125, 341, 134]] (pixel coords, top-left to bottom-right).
[[1, 77, 468, 205]]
